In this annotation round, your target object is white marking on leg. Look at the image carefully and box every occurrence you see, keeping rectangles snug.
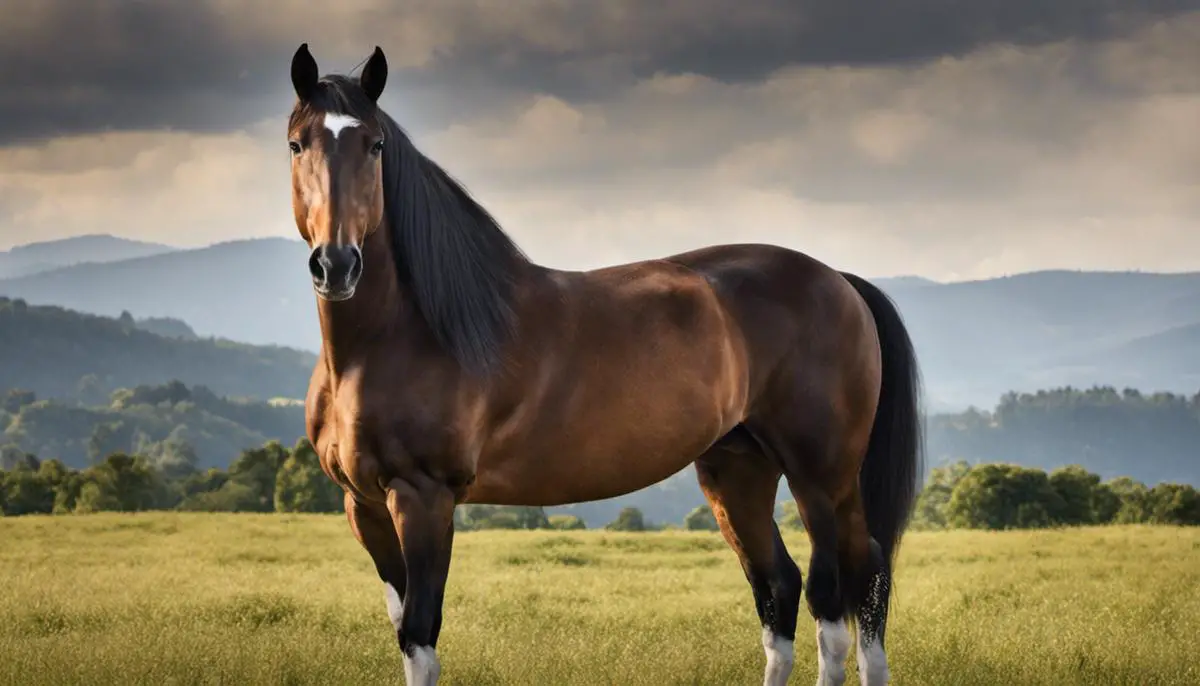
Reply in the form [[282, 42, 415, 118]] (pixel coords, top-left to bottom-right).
[[761, 626, 795, 686], [402, 645, 441, 686], [324, 112, 362, 139], [816, 618, 852, 686], [856, 630, 889, 686], [384, 582, 404, 631]]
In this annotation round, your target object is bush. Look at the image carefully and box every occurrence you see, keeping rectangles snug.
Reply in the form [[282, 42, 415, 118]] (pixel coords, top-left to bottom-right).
[[683, 505, 719, 531], [548, 514, 586, 530], [605, 507, 646, 532]]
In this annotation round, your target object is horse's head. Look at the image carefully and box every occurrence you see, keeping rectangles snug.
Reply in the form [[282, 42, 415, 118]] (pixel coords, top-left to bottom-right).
[[287, 43, 388, 302]]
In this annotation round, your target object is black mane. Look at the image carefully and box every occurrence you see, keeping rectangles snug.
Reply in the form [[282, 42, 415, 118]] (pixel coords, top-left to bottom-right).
[[298, 75, 529, 377]]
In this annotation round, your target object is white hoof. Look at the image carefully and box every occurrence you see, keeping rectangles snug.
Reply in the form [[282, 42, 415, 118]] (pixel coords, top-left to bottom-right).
[[762, 626, 795, 686], [403, 645, 440, 686], [815, 619, 851, 686]]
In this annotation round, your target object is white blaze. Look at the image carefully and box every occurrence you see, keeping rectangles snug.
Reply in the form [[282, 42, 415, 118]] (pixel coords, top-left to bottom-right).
[[324, 112, 362, 139]]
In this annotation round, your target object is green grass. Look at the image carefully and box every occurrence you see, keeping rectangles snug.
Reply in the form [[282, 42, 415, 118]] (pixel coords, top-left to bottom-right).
[[0, 515, 1197, 685]]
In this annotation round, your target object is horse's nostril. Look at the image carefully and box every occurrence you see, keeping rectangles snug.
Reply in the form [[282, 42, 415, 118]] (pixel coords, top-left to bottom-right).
[[308, 247, 329, 281]]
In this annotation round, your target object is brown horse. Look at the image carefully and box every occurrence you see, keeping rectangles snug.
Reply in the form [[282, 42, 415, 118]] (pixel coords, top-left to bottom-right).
[[286, 43, 923, 686]]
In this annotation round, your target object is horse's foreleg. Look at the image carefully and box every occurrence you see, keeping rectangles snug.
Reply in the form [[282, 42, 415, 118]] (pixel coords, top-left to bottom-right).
[[385, 474, 457, 686], [344, 492, 409, 642]]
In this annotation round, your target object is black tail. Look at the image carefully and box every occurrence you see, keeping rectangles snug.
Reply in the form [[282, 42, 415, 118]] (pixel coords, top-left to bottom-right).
[[840, 271, 924, 565]]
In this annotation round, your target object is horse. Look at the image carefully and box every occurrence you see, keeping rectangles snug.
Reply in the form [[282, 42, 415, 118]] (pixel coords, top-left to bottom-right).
[[285, 42, 923, 686]]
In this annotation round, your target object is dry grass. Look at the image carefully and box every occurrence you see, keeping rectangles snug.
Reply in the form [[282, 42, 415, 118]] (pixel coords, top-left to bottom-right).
[[0, 514, 1197, 685]]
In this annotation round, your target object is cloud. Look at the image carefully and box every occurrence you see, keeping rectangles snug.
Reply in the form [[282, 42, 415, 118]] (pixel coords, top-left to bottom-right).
[[0, 3, 1196, 280], [0, 0, 1193, 143], [0, 122, 292, 248]]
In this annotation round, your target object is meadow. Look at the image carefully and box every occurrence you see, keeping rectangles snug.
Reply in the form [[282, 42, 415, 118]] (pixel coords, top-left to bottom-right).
[[0, 515, 1197, 685]]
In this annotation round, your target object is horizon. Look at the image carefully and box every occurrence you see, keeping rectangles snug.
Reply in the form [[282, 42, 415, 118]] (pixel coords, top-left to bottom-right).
[[1, 3, 1197, 282], [4, 232, 1200, 286]]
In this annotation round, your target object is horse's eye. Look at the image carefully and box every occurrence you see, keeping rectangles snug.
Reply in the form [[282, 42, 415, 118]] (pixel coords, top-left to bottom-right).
[[370, 139, 384, 156], [288, 140, 302, 155]]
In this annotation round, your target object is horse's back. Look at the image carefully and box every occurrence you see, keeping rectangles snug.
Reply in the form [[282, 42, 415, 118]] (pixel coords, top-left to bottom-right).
[[662, 243, 873, 391]]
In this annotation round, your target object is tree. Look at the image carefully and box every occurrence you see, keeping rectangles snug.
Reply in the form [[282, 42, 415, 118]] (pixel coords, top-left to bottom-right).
[[605, 507, 647, 532], [1090, 481, 1122, 524], [143, 434, 199, 481], [227, 440, 289, 512], [1048, 465, 1102, 525], [88, 421, 135, 464], [911, 460, 972, 529], [1107, 477, 1152, 524], [455, 504, 551, 530], [274, 438, 342, 513], [1147, 484, 1200, 525], [0, 461, 55, 515], [75, 453, 172, 512], [683, 505, 720, 531], [177, 480, 262, 512], [548, 514, 587, 530], [0, 445, 38, 471], [946, 463, 1066, 530], [73, 480, 123, 513]]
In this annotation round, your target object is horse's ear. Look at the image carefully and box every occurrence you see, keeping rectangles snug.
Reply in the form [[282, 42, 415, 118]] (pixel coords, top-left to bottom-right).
[[360, 46, 388, 103], [291, 43, 319, 102]]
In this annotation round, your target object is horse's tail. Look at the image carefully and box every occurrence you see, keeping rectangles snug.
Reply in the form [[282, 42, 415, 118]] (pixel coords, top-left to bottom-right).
[[839, 271, 924, 565]]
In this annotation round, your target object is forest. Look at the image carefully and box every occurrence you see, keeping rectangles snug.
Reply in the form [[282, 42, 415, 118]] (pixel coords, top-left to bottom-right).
[[3, 433, 1197, 529], [3, 379, 1200, 527], [0, 296, 315, 401], [3, 297, 1200, 527]]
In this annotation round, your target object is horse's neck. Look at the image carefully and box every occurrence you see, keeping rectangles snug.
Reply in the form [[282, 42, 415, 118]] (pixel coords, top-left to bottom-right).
[[315, 227, 406, 376]]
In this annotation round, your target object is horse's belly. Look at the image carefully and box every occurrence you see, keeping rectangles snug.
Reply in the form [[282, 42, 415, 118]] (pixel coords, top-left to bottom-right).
[[467, 391, 736, 506]]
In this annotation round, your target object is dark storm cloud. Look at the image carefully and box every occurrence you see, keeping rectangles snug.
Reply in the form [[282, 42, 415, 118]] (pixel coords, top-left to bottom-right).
[[0, 0, 1193, 144], [417, 0, 1196, 92], [0, 1, 299, 144]]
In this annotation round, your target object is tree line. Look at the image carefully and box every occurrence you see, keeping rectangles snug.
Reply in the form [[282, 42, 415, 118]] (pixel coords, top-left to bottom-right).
[[927, 386, 1200, 486], [2, 439, 1196, 529], [910, 461, 1200, 529]]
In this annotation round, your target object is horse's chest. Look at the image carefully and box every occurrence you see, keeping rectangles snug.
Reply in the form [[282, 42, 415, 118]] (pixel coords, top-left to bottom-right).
[[316, 379, 469, 493]]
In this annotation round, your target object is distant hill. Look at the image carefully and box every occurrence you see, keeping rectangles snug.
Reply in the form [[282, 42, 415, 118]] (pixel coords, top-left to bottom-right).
[[0, 381, 305, 470], [1, 237, 1199, 409], [134, 316, 199, 340], [873, 270, 1200, 410], [0, 234, 176, 280], [0, 297, 316, 402], [0, 237, 317, 350]]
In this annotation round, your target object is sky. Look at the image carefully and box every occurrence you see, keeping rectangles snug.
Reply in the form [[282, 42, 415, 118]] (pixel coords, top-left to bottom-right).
[[0, 1, 1197, 281]]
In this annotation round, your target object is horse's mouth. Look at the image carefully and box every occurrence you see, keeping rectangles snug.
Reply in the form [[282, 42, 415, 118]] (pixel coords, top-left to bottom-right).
[[314, 284, 357, 302]]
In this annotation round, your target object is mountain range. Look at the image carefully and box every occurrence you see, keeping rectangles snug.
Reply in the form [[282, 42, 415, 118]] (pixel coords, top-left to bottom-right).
[[0, 234, 176, 280], [1, 235, 1197, 411]]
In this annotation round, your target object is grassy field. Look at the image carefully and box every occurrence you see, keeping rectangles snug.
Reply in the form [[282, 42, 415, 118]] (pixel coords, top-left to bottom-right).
[[0, 515, 1197, 685]]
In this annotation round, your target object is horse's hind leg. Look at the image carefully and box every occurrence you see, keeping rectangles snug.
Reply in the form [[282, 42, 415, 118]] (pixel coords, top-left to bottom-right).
[[694, 427, 803, 686], [747, 415, 862, 685], [835, 493, 892, 685], [775, 456, 890, 685], [785, 477, 855, 686]]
